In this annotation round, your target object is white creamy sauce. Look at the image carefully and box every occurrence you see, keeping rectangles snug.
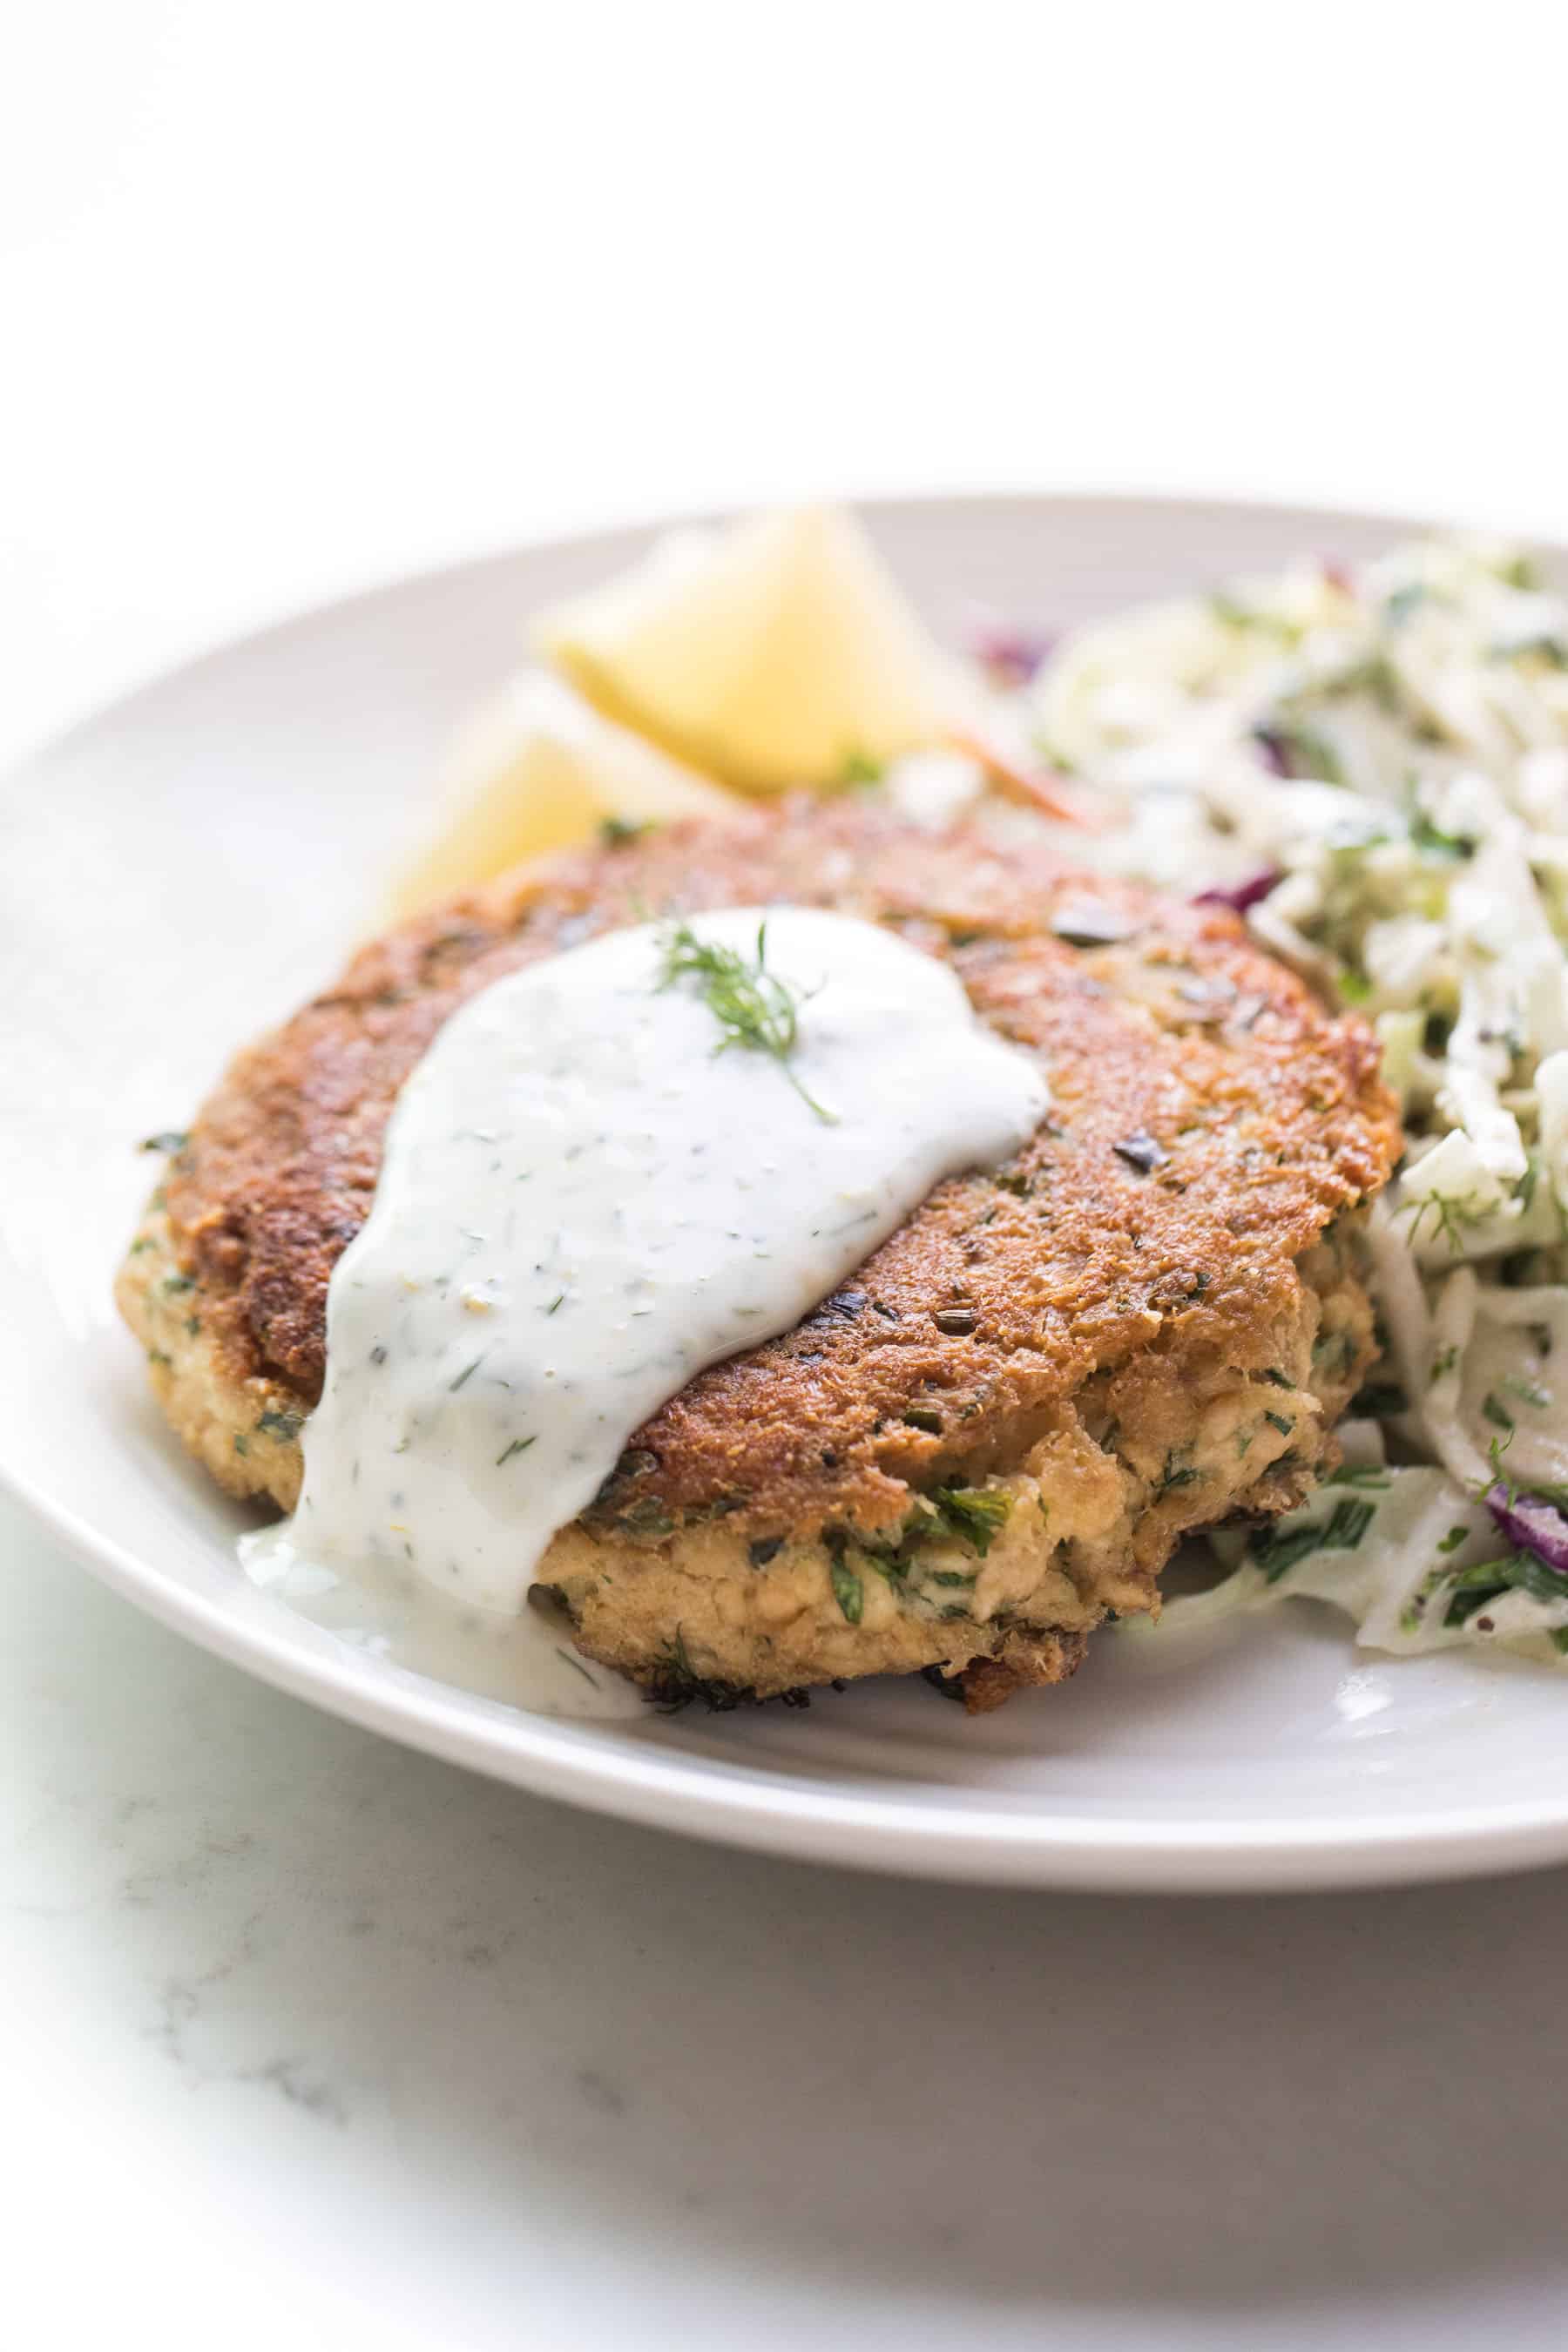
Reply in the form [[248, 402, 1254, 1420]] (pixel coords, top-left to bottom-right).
[[243, 907, 1049, 1715]]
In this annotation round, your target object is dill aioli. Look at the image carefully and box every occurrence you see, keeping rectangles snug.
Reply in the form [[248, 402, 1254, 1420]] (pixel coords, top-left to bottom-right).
[[243, 907, 1049, 1714]]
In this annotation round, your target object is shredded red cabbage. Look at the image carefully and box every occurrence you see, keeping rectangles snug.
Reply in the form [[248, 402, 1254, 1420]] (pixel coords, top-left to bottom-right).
[[1193, 869, 1281, 916], [1486, 1483, 1568, 1578], [968, 624, 1054, 688], [1251, 726, 1294, 779]]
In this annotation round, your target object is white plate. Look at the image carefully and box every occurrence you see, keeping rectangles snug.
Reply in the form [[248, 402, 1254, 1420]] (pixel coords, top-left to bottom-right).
[[8, 491, 1568, 1895]]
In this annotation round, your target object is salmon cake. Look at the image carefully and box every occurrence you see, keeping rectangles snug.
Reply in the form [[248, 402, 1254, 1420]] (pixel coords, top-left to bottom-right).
[[118, 802, 1400, 1710]]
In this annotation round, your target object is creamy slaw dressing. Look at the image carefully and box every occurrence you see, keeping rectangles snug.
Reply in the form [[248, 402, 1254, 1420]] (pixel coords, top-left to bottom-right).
[[243, 908, 1048, 1714], [1004, 535, 1568, 1664]]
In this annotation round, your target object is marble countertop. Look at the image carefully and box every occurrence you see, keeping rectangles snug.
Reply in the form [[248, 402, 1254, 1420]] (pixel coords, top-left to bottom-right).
[[9, 1485, 1568, 2350]]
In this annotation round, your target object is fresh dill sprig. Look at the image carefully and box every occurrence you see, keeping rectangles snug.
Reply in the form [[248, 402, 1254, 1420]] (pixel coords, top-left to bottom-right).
[[1398, 1188, 1489, 1255], [659, 920, 836, 1123]]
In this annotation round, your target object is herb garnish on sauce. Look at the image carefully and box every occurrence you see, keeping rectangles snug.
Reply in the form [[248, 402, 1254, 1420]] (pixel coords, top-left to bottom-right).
[[659, 919, 837, 1124]]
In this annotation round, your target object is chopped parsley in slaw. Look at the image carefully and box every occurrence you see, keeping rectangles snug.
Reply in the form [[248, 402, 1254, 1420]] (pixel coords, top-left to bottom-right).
[[995, 537, 1568, 1666]]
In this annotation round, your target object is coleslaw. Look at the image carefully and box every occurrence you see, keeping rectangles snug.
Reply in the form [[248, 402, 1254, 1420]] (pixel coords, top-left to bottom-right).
[[1012, 537, 1568, 1666]]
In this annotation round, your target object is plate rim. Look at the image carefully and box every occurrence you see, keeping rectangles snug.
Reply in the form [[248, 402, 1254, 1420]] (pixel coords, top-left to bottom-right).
[[10, 484, 1568, 1896], [7, 483, 1464, 778], [16, 1448, 1568, 1893]]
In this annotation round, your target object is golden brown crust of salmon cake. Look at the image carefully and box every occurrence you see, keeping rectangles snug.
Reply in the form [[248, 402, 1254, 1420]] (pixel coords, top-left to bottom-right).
[[118, 801, 1400, 1710]]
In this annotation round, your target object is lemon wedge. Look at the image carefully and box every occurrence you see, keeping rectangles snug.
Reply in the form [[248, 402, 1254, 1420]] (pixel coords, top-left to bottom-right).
[[533, 504, 957, 795], [391, 672, 733, 916]]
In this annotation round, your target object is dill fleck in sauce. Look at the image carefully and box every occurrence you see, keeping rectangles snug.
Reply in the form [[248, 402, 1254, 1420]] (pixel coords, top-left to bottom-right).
[[242, 908, 1050, 1715]]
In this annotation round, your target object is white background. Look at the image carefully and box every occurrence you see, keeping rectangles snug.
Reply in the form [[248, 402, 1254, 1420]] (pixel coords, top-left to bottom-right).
[[6, 6, 1568, 2348], [5, 0, 1567, 767]]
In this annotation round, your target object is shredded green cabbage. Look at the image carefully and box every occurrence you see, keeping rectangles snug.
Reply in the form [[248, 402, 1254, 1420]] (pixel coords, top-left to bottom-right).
[[1139, 1458, 1568, 1668], [1010, 537, 1568, 1661]]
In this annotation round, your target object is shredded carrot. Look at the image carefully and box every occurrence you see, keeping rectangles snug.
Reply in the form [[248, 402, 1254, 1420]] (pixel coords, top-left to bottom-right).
[[945, 729, 1098, 827]]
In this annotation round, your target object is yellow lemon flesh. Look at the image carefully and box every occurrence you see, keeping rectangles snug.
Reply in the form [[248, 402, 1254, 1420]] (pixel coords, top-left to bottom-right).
[[391, 672, 733, 916], [533, 504, 958, 795]]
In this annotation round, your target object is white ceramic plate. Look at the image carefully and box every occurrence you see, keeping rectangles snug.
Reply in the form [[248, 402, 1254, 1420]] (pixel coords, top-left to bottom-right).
[[10, 492, 1568, 1894]]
